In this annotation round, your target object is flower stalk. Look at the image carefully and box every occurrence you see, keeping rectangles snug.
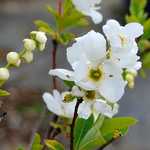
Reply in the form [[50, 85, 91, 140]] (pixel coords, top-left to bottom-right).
[[70, 98, 83, 150]]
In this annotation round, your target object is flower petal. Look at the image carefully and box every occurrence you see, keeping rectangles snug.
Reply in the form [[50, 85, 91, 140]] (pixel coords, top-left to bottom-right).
[[78, 102, 92, 119], [43, 91, 62, 116], [94, 100, 119, 118], [49, 69, 74, 81], [124, 23, 144, 38], [99, 61, 125, 102]]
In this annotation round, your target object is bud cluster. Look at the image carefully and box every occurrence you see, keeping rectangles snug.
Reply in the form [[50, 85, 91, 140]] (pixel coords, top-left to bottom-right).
[[0, 31, 47, 84]]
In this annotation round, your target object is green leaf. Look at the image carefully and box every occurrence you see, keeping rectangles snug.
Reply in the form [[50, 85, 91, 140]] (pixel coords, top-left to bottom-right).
[[45, 139, 65, 150], [77, 115, 106, 150], [126, 0, 147, 23], [142, 52, 150, 68], [58, 32, 75, 45], [77, 116, 137, 150], [74, 115, 94, 150], [0, 89, 10, 97], [31, 133, 43, 150], [143, 19, 150, 39], [64, 80, 75, 88], [101, 117, 138, 136], [34, 20, 55, 36]]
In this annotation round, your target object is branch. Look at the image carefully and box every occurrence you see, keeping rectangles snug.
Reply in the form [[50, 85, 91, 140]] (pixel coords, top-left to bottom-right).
[[70, 98, 83, 150]]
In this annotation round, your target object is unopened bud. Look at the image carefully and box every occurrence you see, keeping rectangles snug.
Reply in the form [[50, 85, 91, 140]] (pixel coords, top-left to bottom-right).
[[36, 31, 47, 44], [125, 73, 134, 82], [23, 39, 36, 51], [39, 43, 46, 51], [23, 52, 33, 63], [128, 81, 135, 89], [0, 68, 10, 81], [7, 52, 20, 66]]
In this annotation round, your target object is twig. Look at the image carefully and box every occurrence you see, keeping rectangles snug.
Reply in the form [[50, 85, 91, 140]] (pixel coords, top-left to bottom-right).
[[98, 136, 121, 150], [70, 98, 83, 150]]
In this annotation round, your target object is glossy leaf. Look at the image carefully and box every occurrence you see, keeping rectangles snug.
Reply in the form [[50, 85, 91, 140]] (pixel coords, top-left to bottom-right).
[[31, 133, 43, 150], [0, 89, 10, 97], [74, 115, 94, 150], [45, 139, 65, 150], [77, 116, 106, 150]]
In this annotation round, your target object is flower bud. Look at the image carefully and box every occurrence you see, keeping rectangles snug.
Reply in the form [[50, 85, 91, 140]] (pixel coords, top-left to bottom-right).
[[7, 52, 20, 66], [125, 73, 134, 83], [128, 81, 135, 89], [39, 43, 46, 51], [23, 52, 33, 63], [36, 31, 47, 44], [23, 39, 36, 51], [0, 68, 10, 81]]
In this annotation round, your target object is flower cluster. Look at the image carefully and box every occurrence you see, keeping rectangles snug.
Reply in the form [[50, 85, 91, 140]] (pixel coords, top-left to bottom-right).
[[43, 19, 143, 120], [0, 31, 47, 83], [72, 0, 103, 24]]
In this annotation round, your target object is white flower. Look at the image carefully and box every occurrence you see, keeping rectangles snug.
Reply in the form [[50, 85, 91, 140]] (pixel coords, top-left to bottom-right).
[[22, 51, 33, 63], [43, 90, 77, 118], [7, 52, 21, 66], [50, 31, 126, 102], [72, 0, 103, 24], [23, 39, 36, 51], [78, 99, 119, 120], [103, 19, 143, 70], [0, 68, 10, 81]]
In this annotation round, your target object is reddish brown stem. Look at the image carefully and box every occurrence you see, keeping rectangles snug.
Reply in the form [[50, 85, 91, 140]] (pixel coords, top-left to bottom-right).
[[57, 0, 63, 15], [70, 98, 83, 150], [51, 39, 58, 89]]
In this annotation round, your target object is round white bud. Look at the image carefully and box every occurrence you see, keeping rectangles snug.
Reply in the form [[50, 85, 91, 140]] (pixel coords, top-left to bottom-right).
[[23, 39, 36, 51], [36, 32, 47, 44], [7, 52, 20, 66], [23, 52, 33, 63], [39, 43, 46, 51], [0, 68, 10, 81]]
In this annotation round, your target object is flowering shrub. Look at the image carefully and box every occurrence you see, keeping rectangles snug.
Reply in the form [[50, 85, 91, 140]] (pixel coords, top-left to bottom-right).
[[0, 0, 150, 150]]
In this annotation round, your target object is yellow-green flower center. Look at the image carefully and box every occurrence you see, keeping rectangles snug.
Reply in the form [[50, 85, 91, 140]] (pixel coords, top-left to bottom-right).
[[88, 67, 103, 82], [63, 94, 75, 103], [85, 91, 96, 101]]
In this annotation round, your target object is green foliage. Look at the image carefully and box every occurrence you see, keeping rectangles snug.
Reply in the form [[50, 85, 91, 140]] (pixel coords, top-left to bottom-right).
[[0, 89, 10, 97], [126, 0, 147, 23], [35, 0, 89, 45], [64, 80, 75, 88], [74, 116, 137, 150], [74, 115, 94, 150], [31, 133, 43, 150], [45, 139, 65, 150]]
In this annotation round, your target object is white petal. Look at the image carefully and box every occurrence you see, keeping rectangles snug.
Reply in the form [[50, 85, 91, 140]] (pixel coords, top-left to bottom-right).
[[72, 0, 102, 24], [89, 10, 103, 24], [94, 100, 119, 118], [76, 80, 96, 90], [72, 86, 84, 97], [43, 92, 62, 116], [75, 30, 106, 64], [124, 23, 144, 38], [63, 101, 77, 118], [78, 102, 92, 119], [49, 69, 74, 81], [99, 61, 125, 102]]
